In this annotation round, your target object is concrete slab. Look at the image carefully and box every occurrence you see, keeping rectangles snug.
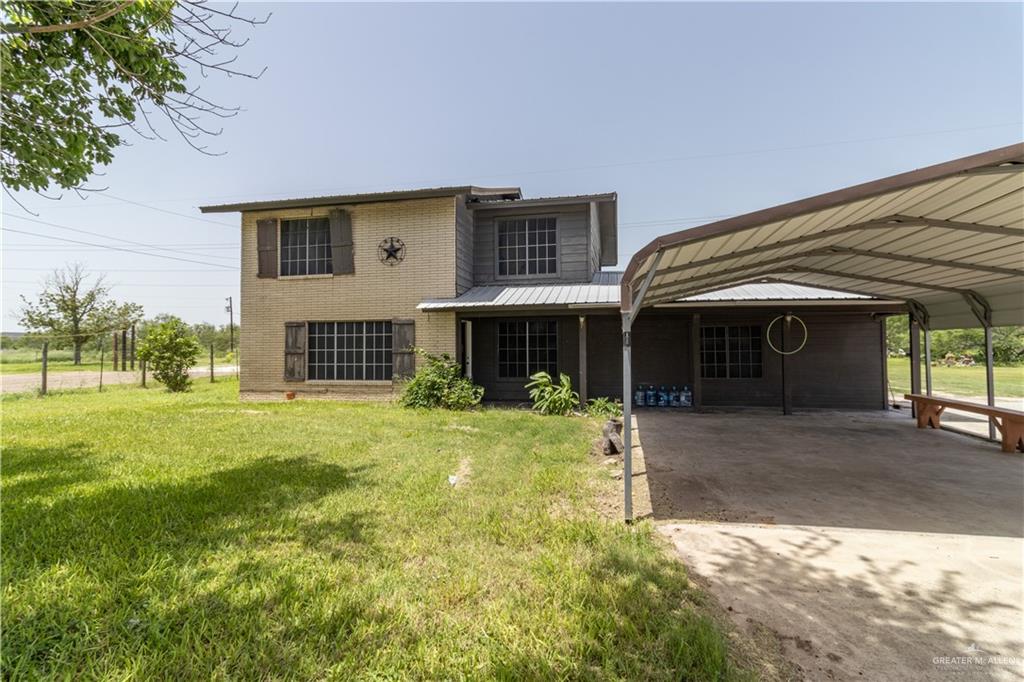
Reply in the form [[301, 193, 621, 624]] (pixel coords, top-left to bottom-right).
[[636, 409, 1024, 681]]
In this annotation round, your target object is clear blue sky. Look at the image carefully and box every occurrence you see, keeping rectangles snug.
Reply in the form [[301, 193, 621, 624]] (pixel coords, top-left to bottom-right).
[[4, 2, 1021, 331]]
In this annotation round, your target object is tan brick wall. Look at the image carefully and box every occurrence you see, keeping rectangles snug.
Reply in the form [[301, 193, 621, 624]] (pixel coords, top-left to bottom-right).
[[239, 196, 458, 398]]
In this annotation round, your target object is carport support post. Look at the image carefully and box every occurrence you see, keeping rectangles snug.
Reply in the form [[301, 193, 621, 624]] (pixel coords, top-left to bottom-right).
[[985, 326, 996, 440], [924, 329, 933, 396], [621, 312, 634, 522], [909, 318, 922, 417], [782, 314, 793, 415]]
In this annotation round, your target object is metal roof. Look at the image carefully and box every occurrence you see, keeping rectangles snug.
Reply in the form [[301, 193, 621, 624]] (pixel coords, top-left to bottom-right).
[[469, 192, 617, 209], [199, 186, 522, 213], [684, 282, 867, 301], [621, 143, 1024, 329], [418, 274, 886, 311]]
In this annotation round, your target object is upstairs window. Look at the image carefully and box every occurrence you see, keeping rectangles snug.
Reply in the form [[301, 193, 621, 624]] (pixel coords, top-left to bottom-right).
[[497, 217, 557, 276], [281, 218, 332, 276], [498, 320, 558, 378], [700, 325, 763, 379]]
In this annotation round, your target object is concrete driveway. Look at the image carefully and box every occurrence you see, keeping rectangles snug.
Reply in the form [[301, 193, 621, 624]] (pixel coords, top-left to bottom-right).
[[636, 409, 1024, 681]]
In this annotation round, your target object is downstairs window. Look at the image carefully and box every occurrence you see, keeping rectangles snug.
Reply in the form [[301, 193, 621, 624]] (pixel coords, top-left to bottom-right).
[[308, 321, 392, 380], [700, 325, 763, 379], [498, 320, 558, 378]]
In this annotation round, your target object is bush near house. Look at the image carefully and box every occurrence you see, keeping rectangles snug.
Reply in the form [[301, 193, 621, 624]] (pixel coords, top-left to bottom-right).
[[527, 371, 581, 416], [399, 348, 484, 410], [1, 382, 746, 680]]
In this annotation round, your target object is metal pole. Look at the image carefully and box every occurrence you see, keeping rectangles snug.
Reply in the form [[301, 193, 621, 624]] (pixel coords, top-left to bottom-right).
[[226, 296, 235, 355], [622, 312, 633, 523], [112, 332, 118, 371], [130, 324, 136, 371], [121, 330, 127, 372], [985, 326, 996, 440], [99, 341, 104, 392], [924, 328, 933, 396], [40, 341, 48, 395], [210, 343, 215, 383], [908, 317, 921, 417]]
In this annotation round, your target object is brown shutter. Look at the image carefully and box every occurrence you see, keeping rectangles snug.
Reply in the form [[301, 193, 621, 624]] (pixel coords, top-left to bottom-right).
[[256, 219, 278, 278], [329, 209, 354, 275], [284, 322, 305, 382], [392, 319, 416, 379]]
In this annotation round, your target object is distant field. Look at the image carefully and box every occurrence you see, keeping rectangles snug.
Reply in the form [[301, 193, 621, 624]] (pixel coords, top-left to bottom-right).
[[0, 349, 232, 375], [887, 357, 1024, 398]]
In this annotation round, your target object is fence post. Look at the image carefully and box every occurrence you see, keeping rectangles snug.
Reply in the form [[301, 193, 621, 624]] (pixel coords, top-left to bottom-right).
[[121, 329, 127, 372], [141, 359, 146, 388], [210, 343, 215, 383], [99, 342, 105, 392], [40, 341, 48, 395], [112, 332, 118, 371], [130, 324, 136, 371]]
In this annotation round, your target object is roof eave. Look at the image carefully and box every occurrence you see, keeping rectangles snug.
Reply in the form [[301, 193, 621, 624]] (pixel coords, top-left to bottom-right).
[[199, 185, 523, 214]]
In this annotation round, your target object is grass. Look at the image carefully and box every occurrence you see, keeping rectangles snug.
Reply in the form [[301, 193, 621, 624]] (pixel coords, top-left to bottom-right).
[[887, 357, 1024, 398], [1, 381, 743, 680]]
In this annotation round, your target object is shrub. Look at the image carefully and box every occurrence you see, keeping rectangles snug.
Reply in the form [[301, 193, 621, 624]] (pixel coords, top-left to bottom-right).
[[400, 348, 484, 410], [526, 371, 579, 416], [585, 396, 623, 419], [136, 318, 201, 392]]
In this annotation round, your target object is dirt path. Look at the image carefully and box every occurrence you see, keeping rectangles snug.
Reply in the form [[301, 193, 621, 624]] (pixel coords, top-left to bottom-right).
[[1, 366, 238, 394]]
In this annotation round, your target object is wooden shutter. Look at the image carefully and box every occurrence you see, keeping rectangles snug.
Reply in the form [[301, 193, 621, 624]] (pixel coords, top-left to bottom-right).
[[284, 322, 305, 382], [392, 320, 416, 379], [257, 219, 278, 278], [329, 209, 354, 275]]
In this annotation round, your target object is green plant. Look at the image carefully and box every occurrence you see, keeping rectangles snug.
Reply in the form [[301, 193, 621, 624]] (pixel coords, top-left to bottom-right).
[[526, 371, 580, 416], [400, 348, 484, 410], [585, 396, 623, 419], [136, 317, 201, 392]]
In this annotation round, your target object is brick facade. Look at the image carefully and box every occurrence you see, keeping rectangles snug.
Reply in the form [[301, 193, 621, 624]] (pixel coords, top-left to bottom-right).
[[239, 197, 458, 398]]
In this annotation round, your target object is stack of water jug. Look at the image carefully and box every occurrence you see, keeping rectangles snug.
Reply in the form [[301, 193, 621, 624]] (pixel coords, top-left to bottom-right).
[[633, 384, 692, 408]]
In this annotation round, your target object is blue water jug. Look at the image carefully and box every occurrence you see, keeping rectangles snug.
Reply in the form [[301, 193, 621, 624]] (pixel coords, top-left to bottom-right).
[[634, 385, 645, 407]]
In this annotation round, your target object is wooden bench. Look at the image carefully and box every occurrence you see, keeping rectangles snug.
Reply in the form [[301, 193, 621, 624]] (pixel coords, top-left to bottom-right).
[[905, 394, 1024, 453]]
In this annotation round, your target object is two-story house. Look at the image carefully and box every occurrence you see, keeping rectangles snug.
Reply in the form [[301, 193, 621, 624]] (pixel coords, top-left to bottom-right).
[[201, 185, 900, 408]]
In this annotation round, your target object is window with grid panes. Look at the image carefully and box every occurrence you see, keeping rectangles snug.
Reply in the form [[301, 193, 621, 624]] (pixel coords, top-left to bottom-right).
[[496, 217, 557, 276], [497, 320, 557, 378], [307, 322, 392, 380], [700, 325, 763, 378], [280, 218, 332, 276]]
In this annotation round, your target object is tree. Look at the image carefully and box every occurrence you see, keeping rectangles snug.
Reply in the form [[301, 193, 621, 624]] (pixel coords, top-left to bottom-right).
[[1, 1, 267, 199], [19, 263, 143, 364], [136, 316, 200, 392]]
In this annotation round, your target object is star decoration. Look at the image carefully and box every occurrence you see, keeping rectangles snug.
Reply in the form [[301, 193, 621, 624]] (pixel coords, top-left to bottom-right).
[[378, 237, 405, 265]]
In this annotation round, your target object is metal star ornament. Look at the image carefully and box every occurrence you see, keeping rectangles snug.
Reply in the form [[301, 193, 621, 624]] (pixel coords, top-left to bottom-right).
[[378, 237, 405, 265]]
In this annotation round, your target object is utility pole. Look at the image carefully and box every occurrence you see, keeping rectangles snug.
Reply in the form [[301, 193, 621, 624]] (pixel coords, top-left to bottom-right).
[[225, 296, 235, 356]]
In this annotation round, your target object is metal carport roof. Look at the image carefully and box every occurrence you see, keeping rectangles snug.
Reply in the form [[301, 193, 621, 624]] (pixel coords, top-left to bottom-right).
[[620, 143, 1024, 330]]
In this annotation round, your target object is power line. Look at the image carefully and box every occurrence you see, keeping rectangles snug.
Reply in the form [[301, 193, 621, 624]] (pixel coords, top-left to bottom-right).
[[4, 267, 238, 273], [0, 228, 238, 270], [8, 121, 1019, 212], [102, 192, 236, 228], [4, 280, 239, 288], [2, 213, 238, 260]]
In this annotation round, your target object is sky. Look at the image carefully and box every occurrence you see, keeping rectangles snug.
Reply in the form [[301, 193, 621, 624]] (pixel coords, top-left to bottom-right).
[[3, 1, 1022, 331]]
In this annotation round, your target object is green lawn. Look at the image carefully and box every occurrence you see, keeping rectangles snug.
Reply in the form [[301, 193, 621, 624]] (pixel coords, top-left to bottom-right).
[[887, 357, 1024, 398], [1, 382, 743, 680]]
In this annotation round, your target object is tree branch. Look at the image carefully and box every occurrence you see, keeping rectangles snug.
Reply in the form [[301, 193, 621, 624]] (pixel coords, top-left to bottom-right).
[[3, 1, 136, 35]]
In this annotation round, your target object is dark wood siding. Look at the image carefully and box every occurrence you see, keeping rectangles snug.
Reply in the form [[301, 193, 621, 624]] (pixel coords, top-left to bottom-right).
[[470, 315, 580, 402], [587, 313, 694, 399], [455, 198, 474, 294], [472, 204, 593, 285], [580, 310, 885, 410]]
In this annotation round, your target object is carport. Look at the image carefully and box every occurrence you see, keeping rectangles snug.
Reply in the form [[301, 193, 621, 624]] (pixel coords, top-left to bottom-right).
[[619, 143, 1024, 521]]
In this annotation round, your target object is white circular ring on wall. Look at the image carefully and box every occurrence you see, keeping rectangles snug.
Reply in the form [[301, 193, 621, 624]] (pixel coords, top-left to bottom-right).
[[766, 314, 808, 355]]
